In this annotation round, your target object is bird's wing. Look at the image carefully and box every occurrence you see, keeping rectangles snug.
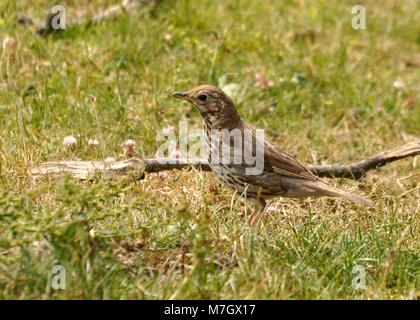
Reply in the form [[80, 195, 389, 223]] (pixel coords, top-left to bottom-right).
[[263, 140, 318, 180], [240, 123, 319, 181], [234, 123, 320, 181]]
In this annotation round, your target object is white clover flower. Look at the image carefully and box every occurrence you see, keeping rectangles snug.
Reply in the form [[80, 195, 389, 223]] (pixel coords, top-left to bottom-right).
[[163, 33, 173, 42], [62, 135, 77, 149], [88, 139, 100, 146], [89, 229, 96, 239], [392, 80, 405, 91]]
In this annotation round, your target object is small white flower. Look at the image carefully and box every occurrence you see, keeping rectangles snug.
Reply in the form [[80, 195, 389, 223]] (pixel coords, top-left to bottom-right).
[[392, 80, 405, 91], [89, 229, 96, 239], [122, 139, 137, 157], [163, 33, 172, 42], [123, 139, 136, 147], [62, 135, 77, 149], [88, 139, 100, 146]]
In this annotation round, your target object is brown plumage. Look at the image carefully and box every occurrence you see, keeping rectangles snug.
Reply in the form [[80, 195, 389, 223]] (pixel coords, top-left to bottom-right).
[[172, 85, 372, 225]]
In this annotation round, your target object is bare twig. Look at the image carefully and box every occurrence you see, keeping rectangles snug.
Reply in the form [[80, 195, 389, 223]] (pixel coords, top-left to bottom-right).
[[308, 140, 420, 179], [31, 140, 420, 181]]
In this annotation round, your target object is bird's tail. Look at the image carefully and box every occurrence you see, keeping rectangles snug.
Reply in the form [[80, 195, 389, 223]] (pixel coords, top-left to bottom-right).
[[310, 181, 373, 206]]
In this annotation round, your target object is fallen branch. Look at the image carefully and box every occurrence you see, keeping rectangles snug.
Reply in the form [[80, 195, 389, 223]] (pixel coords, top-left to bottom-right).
[[31, 140, 420, 181], [17, 0, 161, 36], [308, 140, 419, 179], [31, 158, 211, 181]]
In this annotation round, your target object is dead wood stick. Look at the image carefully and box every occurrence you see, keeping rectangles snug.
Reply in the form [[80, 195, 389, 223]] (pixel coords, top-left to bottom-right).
[[31, 140, 419, 181], [308, 140, 419, 179]]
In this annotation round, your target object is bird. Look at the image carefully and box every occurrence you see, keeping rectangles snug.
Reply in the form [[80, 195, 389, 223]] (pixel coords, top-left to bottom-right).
[[171, 85, 372, 225]]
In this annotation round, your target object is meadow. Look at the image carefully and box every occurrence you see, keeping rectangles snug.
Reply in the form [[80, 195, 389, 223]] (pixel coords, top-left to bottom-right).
[[0, 0, 418, 299]]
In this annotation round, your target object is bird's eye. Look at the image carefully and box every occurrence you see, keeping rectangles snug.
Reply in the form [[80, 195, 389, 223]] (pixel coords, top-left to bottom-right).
[[198, 94, 208, 101]]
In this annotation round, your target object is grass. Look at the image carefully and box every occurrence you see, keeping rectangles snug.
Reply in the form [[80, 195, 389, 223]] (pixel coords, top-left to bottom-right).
[[0, 0, 419, 299]]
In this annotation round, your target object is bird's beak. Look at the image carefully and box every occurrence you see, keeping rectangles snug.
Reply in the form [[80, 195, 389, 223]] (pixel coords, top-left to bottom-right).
[[171, 92, 188, 100]]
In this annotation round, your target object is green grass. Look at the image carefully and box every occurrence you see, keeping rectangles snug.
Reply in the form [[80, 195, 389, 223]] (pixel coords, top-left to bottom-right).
[[0, 0, 419, 299]]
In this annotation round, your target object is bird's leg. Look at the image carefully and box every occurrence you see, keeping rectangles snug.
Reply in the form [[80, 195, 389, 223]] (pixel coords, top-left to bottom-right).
[[248, 198, 267, 226]]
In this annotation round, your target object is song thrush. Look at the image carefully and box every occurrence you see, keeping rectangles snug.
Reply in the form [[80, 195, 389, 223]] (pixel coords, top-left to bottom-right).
[[172, 85, 372, 225]]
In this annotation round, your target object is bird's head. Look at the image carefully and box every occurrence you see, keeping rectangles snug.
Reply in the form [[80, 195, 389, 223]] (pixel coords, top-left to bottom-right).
[[171, 85, 241, 129]]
